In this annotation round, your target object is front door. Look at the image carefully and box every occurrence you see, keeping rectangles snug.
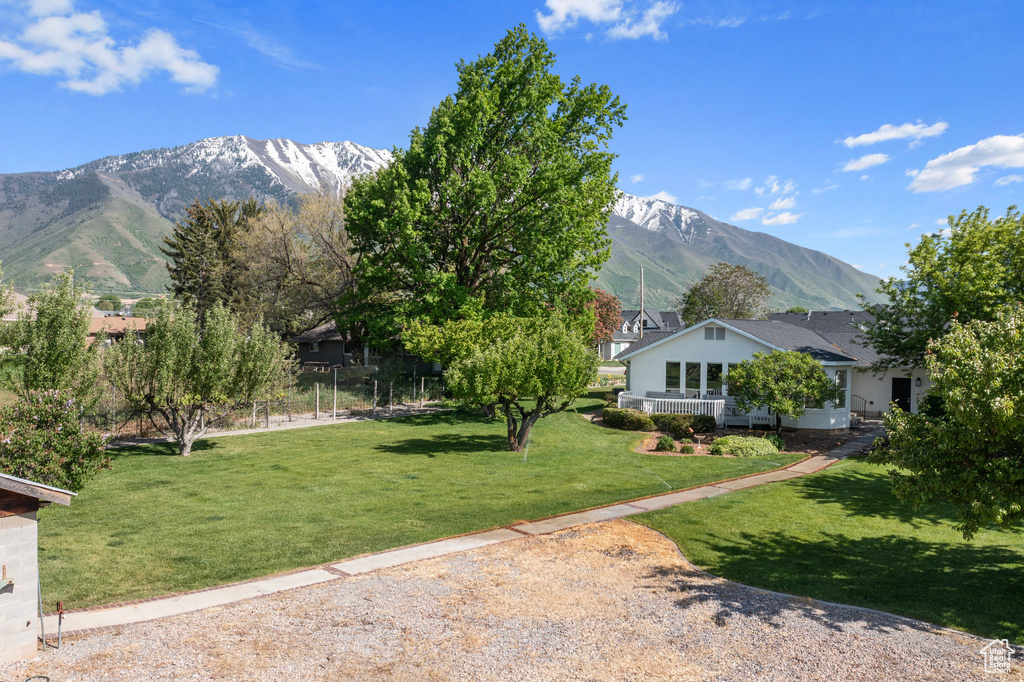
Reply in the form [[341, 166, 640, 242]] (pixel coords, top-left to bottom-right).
[[891, 377, 912, 412]]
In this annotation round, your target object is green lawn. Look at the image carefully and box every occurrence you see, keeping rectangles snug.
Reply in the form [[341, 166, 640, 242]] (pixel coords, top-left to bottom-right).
[[599, 360, 625, 368], [37, 393, 801, 610], [634, 457, 1024, 641]]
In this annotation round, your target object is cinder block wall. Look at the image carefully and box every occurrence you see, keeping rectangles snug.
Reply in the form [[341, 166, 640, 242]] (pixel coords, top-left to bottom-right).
[[0, 511, 39, 664]]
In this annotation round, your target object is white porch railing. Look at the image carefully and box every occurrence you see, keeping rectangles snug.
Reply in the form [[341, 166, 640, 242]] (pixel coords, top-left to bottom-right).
[[617, 391, 725, 423]]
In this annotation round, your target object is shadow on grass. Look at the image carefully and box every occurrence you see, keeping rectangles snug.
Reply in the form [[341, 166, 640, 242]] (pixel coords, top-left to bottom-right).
[[794, 458, 1024, 536], [109, 440, 218, 459], [648, 530, 1024, 641], [375, 434, 510, 457]]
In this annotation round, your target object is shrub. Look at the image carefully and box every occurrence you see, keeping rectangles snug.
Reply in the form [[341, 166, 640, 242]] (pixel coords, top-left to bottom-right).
[[0, 391, 110, 491], [764, 433, 786, 451], [679, 444, 695, 454], [650, 413, 718, 439], [602, 407, 655, 431], [654, 435, 676, 452], [708, 435, 778, 457]]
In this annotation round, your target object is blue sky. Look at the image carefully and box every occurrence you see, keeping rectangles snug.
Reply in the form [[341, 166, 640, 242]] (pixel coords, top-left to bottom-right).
[[2, 0, 1022, 280]]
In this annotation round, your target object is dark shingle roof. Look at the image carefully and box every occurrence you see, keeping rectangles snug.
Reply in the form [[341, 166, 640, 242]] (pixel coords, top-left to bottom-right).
[[614, 309, 683, 341], [812, 330, 878, 367], [290, 321, 344, 344], [722, 320, 858, 362], [768, 309, 876, 331], [612, 331, 673, 359]]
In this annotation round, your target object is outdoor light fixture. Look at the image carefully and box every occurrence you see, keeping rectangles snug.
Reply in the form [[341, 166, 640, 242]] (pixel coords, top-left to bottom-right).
[[915, 377, 922, 387]]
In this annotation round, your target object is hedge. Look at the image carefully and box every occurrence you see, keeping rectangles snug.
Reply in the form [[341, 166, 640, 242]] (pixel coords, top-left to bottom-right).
[[708, 435, 778, 457], [602, 407, 656, 431], [650, 413, 718, 438]]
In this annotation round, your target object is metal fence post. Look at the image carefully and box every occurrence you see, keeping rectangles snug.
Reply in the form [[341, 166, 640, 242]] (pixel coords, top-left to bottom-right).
[[315, 381, 320, 420], [389, 381, 393, 414]]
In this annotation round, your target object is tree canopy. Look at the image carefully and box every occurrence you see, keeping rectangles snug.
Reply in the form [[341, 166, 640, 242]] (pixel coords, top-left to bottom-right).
[[871, 305, 1024, 538], [587, 287, 622, 345], [161, 197, 264, 321], [725, 351, 845, 435], [404, 313, 596, 451], [104, 303, 289, 457], [676, 263, 771, 326], [339, 25, 626, 347], [860, 205, 1024, 371]]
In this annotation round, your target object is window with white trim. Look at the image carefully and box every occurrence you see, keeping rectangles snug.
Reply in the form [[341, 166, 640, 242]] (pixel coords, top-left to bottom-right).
[[704, 326, 725, 340], [835, 369, 848, 408], [310, 341, 320, 353]]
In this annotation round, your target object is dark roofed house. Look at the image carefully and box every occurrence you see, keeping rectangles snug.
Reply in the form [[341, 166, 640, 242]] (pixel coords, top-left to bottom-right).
[[599, 309, 683, 360], [290, 321, 350, 372]]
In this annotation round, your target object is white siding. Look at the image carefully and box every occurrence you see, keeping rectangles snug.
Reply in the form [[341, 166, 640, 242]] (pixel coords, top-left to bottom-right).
[[851, 367, 932, 415]]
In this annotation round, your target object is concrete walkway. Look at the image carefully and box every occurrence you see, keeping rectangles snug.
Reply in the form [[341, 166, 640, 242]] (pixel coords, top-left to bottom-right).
[[42, 428, 883, 638]]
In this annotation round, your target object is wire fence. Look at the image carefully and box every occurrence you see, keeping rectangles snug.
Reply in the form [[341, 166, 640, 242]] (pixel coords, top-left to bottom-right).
[[82, 370, 447, 441]]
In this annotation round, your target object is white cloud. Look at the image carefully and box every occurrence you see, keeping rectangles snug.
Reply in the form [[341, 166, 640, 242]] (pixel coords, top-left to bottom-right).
[[841, 121, 948, 148], [0, 0, 218, 94], [537, 0, 680, 40], [860, 174, 870, 180], [193, 19, 317, 70], [906, 222, 921, 231], [852, 264, 864, 270], [995, 174, 1024, 186], [909, 135, 1024, 192], [647, 190, 677, 204], [730, 207, 764, 221], [725, 177, 752, 191], [842, 153, 889, 172], [607, 1, 680, 40], [905, 168, 919, 177], [762, 212, 803, 226], [935, 218, 948, 225], [630, 173, 645, 183], [811, 183, 838, 194], [754, 175, 794, 196], [768, 194, 797, 210]]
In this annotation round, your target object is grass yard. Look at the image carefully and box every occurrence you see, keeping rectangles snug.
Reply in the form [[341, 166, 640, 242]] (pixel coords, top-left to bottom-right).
[[598, 360, 624, 368], [634, 457, 1024, 641], [37, 393, 802, 611]]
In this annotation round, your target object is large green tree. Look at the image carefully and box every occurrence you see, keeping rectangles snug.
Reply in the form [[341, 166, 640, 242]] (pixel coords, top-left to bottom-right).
[[676, 263, 772, 327], [860, 205, 1024, 371], [404, 314, 597, 451], [725, 351, 845, 435], [2, 271, 101, 407], [104, 303, 289, 457], [340, 25, 626, 347], [161, 197, 264, 321], [871, 306, 1024, 538]]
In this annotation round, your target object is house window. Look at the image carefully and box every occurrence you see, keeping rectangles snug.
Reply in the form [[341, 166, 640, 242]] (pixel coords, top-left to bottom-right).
[[704, 326, 725, 340], [835, 369, 848, 408], [666, 362, 681, 392], [310, 341, 320, 353], [685, 362, 700, 392], [707, 363, 724, 393]]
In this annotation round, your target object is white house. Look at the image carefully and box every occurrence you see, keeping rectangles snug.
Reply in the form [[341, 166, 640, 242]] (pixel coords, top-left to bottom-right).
[[768, 310, 932, 416], [615, 318, 858, 431], [598, 309, 682, 361]]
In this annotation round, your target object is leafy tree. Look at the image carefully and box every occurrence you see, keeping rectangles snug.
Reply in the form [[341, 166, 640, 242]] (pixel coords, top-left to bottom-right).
[[404, 314, 597, 451], [2, 271, 101, 407], [131, 297, 170, 317], [340, 25, 626, 347], [104, 303, 289, 457], [784, 306, 809, 314], [96, 294, 122, 312], [234, 192, 358, 336], [587, 287, 622, 345], [160, 197, 264, 321], [0, 391, 110, 492], [725, 351, 845, 435], [871, 306, 1024, 538], [860, 205, 1024, 371], [676, 263, 771, 326], [0, 262, 14, 319]]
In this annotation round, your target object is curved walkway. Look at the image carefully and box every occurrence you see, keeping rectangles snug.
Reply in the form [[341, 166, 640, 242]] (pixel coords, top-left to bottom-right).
[[43, 428, 884, 637]]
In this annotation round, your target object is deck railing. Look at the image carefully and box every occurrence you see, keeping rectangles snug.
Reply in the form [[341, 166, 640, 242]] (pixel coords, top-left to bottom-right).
[[617, 392, 725, 423]]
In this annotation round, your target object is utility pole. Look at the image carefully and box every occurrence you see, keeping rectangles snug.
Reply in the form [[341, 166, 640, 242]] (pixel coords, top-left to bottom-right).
[[639, 266, 645, 340]]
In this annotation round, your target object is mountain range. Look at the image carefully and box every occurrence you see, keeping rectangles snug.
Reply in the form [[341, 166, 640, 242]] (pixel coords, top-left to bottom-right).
[[0, 136, 880, 309]]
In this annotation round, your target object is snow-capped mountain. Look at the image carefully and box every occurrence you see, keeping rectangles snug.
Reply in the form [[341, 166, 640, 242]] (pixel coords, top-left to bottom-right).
[[0, 135, 880, 310]]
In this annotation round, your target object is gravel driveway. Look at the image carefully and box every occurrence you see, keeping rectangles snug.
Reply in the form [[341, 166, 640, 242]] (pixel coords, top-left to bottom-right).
[[5, 521, 1013, 681]]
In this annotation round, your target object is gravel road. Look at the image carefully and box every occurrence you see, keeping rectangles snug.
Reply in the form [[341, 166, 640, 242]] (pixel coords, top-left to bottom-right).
[[5, 521, 1013, 681]]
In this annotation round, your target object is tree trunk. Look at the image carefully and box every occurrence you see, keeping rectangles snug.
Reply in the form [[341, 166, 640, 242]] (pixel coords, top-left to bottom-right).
[[508, 412, 541, 452]]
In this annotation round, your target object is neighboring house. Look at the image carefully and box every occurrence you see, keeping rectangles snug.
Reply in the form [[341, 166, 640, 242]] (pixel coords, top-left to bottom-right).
[[598, 309, 682, 360], [88, 316, 147, 346], [290, 321, 350, 371], [616, 318, 857, 431], [768, 309, 931, 416]]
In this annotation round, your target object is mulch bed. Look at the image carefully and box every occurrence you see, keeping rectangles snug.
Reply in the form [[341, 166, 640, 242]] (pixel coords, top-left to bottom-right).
[[634, 426, 863, 457]]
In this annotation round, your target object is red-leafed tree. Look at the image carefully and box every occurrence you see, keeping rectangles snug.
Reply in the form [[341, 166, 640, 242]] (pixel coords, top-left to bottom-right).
[[588, 287, 621, 344]]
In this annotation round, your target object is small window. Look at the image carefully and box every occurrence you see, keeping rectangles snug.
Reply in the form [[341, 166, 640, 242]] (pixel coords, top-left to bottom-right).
[[310, 341, 320, 353], [622, 322, 629, 333], [835, 369, 848, 408], [666, 362, 681, 392], [704, 326, 725, 340]]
